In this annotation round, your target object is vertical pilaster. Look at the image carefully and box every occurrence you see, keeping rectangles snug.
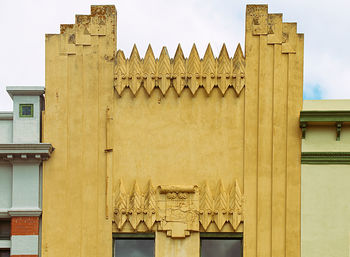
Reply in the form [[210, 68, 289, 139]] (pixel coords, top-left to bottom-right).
[[245, 5, 303, 257], [43, 5, 116, 257]]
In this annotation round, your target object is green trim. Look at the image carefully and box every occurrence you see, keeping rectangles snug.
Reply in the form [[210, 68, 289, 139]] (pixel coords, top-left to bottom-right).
[[19, 104, 33, 117], [112, 233, 155, 239], [300, 111, 350, 140], [302, 152, 350, 164], [300, 110, 350, 123]]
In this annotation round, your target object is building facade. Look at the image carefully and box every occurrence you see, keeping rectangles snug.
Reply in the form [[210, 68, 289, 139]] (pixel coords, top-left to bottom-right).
[[1, 5, 349, 257], [0, 87, 53, 257], [301, 100, 350, 257], [42, 4, 303, 257]]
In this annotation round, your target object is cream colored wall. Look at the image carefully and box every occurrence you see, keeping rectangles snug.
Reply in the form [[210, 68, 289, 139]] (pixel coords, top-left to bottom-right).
[[303, 100, 350, 111], [302, 100, 350, 257], [302, 126, 350, 152], [301, 165, 350, 257]]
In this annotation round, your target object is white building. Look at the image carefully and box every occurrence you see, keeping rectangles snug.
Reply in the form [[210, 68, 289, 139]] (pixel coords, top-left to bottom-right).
[[0, 87, 53, 257]]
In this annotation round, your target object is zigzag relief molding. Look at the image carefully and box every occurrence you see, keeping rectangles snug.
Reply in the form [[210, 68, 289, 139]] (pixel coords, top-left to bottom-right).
[[247, 5, 302, 53], [113, 179, 244, 238], [114, 43, 245, 97], [57, 5, 116, 55]]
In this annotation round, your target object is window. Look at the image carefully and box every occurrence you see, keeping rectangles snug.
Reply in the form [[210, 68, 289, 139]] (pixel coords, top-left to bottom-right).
[[19, 104, 33, 117], [114, 233, 154, 257], [0, 220, 10, 240], [201, 233, 242, 257], [0, 220, 10, 257], [0, 250, 10, 257]]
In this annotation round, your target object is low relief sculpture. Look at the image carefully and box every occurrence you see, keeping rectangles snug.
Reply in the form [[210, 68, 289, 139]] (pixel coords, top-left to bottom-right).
[[113, 179, 244, 238], [114, 44, 246, 96]]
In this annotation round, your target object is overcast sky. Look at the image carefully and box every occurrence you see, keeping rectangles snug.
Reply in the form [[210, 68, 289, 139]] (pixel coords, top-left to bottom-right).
[[1, 0, 349, 111]]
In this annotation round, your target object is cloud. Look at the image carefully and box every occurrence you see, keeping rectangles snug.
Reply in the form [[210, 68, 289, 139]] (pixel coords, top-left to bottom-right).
[[0, 0, 349, 111], [303, 84, 323, 100]]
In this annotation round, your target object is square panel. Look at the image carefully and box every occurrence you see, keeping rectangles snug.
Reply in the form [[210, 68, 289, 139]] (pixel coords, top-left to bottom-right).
[[19, 104, 34, 117]]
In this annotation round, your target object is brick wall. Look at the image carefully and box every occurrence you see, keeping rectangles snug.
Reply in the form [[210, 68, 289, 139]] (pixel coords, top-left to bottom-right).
[[11, 217, 39, 236]]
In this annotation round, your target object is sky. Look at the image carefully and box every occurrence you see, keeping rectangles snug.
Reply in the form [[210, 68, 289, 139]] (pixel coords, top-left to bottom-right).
[[0, 0, 349, 110]]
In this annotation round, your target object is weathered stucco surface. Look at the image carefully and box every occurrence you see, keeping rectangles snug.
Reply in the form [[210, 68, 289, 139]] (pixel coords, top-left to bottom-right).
[[42, 5, 303, 257]]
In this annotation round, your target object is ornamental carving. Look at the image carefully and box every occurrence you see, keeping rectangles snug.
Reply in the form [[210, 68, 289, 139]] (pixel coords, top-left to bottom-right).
[[114, 44, 246, 96], [113, 179, 244, 238]]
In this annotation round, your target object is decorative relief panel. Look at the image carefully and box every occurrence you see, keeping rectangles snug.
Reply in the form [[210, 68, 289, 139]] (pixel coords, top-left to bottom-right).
[[113, 180, 244, 238], [246, 4, 301, 54], [58, 5, 116, 55], [114, 44, 246, 96]]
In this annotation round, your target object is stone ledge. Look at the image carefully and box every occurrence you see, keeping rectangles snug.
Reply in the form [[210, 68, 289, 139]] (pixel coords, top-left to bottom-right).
[[0, 143, 54, 161]]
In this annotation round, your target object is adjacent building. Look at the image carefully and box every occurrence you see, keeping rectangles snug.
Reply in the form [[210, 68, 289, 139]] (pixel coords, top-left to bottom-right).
[[301, 100, 350, 257], [0, 87, 53, 257]]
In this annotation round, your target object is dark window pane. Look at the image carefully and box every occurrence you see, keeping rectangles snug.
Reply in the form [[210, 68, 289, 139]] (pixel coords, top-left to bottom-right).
[[0, 250, 10, 257], [0, 220, 11, 239], [114, 239, 154, 257], [22, 106, 32, 115], [201, 239, 242, 257]]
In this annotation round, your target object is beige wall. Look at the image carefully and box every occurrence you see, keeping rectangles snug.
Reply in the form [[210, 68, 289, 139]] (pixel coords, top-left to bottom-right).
[[302, 126, 350, 152], [302, 165, 350, 257], [302, 99, 350, 257]]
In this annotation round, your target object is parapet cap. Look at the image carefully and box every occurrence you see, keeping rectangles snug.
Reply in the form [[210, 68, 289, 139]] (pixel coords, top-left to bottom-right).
[[6, 86, 45, 99], [303, 100, 350, 111], [48, 5, 117, 56]]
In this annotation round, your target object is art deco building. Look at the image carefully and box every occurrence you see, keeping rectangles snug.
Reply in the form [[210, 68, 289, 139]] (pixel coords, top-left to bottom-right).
[[0, 4, 348, 257], [41, 4, 304, 257]]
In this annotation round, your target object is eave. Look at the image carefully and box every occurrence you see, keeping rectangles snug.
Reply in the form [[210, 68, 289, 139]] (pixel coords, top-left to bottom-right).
[[300, 111, 350, 140]]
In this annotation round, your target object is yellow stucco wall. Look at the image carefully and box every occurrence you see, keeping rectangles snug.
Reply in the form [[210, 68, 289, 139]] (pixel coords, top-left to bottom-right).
[[42, 5, 303, 257]]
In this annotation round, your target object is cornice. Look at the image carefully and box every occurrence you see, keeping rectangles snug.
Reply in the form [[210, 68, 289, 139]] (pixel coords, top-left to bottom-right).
[[0, 112, 13, 120], [301, 152, 350, 164], [0, 143, 54, 162], [8, 208, 42, 217], [6, 86, 45, 99], [300, 110, 350, 123], [300, 110, 350, 140]]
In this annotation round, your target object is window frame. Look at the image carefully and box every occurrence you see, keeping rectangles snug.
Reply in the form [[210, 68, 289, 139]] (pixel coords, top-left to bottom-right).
[[200, 232, 243, 257], [19, 104, 34, 118]]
